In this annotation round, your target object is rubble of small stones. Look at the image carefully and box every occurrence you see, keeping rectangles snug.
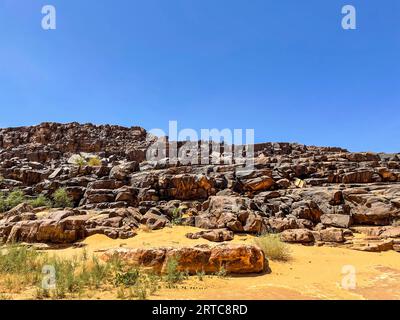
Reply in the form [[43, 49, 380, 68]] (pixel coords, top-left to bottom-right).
[[0, 122, 399, 253]]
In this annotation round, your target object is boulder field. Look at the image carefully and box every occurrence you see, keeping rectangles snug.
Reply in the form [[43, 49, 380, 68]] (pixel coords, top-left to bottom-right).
[[0, 122, 399, 254]]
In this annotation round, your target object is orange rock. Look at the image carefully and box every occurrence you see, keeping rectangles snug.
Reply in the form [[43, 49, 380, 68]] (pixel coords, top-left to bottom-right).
[[101, 244, 267, 275]]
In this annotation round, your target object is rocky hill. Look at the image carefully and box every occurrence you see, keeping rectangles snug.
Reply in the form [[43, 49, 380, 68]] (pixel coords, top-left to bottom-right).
[[0, 122, 399, 252]]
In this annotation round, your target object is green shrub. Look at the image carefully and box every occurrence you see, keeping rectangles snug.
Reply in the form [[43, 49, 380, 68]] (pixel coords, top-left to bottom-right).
[[90, 256, 111, 288], [114, 269, 140, 287], [0, 246, 164, 300], [196, 270, 205, 281], [215, 266, 227, 278], [87, 156, 102, 167], [29, 195, 52, 208], [254, 233, 291, 261], [53, 188, 73, 208], [6, 190, 25, 210], [171, 207, 183, 225], [0, 193, 7, 213], [0, 190, 26, 213], [0, 245, 42, 275], [165, 257, 185, 284], [74, 156, 87, 167], [133, 280, 148, 300]]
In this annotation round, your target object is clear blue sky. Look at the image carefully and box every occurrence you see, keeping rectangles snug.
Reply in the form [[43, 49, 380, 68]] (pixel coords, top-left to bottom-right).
[[0, 0, 399, 152]]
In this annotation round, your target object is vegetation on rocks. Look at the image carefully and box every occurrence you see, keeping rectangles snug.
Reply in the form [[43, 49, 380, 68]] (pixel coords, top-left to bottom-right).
[[0, 188, 73, 213], [0, 190, 26, 213], [52, 188, 73, 208], [0, 245, 211, 300], [171, 207, 184, 225], [87, 156, 102, 167], [29, 195, 53, 208], [165, 257, 187, 285], [73, 156, 87, 167]]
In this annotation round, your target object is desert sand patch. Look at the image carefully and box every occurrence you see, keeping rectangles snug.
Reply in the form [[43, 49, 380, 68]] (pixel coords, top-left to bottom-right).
[[28, 226, 399, 300]]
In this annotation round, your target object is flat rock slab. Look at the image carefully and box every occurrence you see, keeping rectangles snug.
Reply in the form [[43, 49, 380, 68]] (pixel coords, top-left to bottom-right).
[[100, 244, 267, 275]]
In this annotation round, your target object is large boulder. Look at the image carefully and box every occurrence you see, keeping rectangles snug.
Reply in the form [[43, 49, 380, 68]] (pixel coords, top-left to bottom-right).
[[101, 244, 267, 274], [320, 214, 352, 228], [280, 229, 314, 243], [158, 174, 216, 200], [109, 162, 138, 181], [186, 229, 234, 242]]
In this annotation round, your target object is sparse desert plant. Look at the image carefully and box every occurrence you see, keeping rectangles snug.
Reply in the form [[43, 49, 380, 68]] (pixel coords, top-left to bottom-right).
[[114, 269, 140, 287], [52, 188, 73, 208], [0, 190, 26, 212], [147, 272, 160, 294], [35, 287, 50, 300], [116, 286, 126, 299], [73, 156, 87, 167], [254, 233, 291, 262], [171, 207, 183, 225], [108, 253, 125, 272], [0, 245, 41, 275], [215, 266, 227, 278], [89, 256, 111, 288], [29, 194, 52, 208], [196, 270, 205, 281], [0, 193, 7, 213], [133, 279, 148, 300], [0, 245, 164, 300], [165, 257, 185, 285], [87, 156, 102, 167]]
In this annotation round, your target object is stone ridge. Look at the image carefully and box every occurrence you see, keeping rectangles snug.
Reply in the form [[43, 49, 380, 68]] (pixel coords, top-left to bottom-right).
[[0, 122, 399, 253]]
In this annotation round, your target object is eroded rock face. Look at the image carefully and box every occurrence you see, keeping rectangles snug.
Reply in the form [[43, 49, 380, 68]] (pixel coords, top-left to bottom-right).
[[0, 122, 399, 251], [100, 244, 267, 274], [0, 207, 140, 243]]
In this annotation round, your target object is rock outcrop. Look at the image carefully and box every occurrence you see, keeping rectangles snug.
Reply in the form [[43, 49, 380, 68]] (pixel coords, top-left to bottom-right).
[[100, 244, 267, 274], [0, 122, 399, 252]]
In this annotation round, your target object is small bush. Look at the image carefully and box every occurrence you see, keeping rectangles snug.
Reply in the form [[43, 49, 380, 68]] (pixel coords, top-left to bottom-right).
[[0, 245, 41, 275], [215, 266, 227, 278], [90, 256, 111, 288], [53, 188, 73, 208], [29, 195, 52, 208], [7, 190, 26, 208], [165, 257, 185, 285], [0, 245, 164, 300], [74, 156, 87, 167], [171, 207, 183, 225], [87, 156, 102, 167], [133, 280, 148, 300], [254, 233, 291, 262], [114, 269, 140, 287], [196, 270, 205, 281], [0, 193, 7, 213], [0, 190, 26, 212]]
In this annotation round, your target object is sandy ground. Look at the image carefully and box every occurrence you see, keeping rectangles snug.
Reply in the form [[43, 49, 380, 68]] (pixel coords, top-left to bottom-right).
[[42, 226, 400, 300]]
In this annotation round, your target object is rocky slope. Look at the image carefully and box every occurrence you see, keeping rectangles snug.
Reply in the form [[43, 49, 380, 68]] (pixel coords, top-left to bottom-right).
[[0, 122, 399, 252]]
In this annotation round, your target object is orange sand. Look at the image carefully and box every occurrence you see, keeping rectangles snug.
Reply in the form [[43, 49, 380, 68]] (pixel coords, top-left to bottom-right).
[[44, 226, 400, 300]]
